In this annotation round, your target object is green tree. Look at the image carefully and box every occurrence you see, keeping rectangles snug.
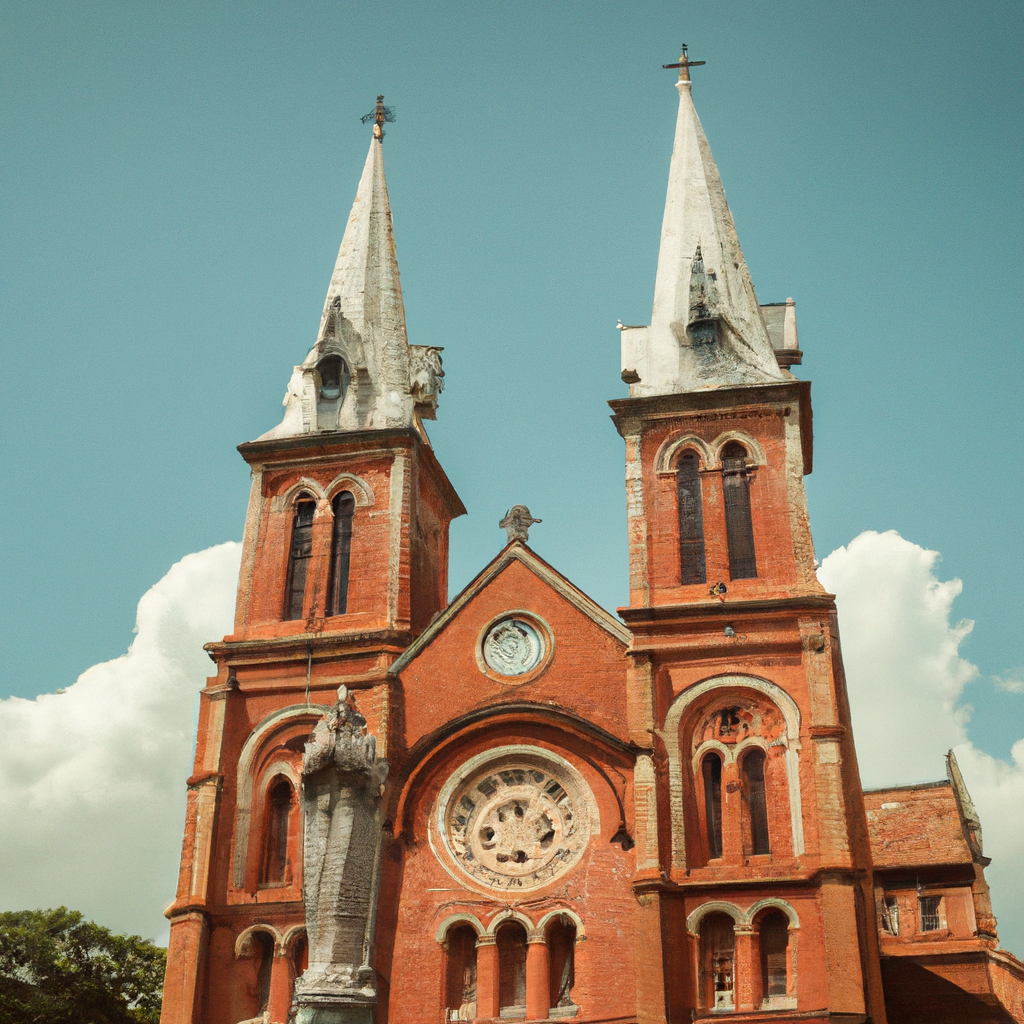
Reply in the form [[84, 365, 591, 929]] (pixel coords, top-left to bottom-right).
[[0, 908, 165, 1024]]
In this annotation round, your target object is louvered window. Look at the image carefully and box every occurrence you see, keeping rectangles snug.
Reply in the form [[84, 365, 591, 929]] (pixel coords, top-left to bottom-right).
[[721, 442, 757, 579], [742, 747, 771, 855], [677, 451, 707, 584], [702, 752, 724, 860], [759, 912, 789, 998], [284, 497, 316, 621], [327, 491, 355, 616]]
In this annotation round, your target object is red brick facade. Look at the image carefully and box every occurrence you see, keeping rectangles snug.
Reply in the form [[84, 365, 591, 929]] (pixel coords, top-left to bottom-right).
[[159, 76, 1024, 1024]]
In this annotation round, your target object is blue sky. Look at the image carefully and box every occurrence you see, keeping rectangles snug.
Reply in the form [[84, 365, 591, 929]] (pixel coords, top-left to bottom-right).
[[2, 0, 1022, 764]]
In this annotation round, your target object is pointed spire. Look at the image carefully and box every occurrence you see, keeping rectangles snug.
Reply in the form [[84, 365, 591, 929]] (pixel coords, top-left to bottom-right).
[[621, 54, 784, 394], [260, 103, 445, 439]]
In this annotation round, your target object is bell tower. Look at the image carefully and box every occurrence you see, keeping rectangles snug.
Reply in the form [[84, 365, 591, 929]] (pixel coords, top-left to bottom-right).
[[611, 51, 889, 1021], [159, 106, 464, 1024]]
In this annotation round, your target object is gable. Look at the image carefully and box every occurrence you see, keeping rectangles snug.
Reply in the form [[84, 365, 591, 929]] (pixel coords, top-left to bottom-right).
[[390, 544, 631, 751]]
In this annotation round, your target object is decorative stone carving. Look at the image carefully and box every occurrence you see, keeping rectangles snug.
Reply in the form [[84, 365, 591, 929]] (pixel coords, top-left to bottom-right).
[[499, 505, 542, 544], [293, 686, 388, 1024], [408, 345, 444, 419], [439, 752, 593, 892], [482, 618, 543, 677]]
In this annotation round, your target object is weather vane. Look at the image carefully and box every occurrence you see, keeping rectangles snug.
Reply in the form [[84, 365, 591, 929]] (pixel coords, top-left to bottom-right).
[[662, 43, 706, 81], [361, 95, 396, 139]]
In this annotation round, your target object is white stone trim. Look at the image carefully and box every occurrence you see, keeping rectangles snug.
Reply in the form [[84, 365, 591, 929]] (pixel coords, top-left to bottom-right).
[[536, 909, 587, 940], [281, 924, 307, 955], [324, 472, 375, 507], [686, 901, 743, 936], [662, 675, 805, 868], [435, 913, 486, 942], [271, 477, 326, 512], [710, 430, 767, 467], [743, 898, 800, 930], [485, 909, 537, 939], [231, 704, 330, 889], [655, 434, 716, 475], [235, 923, 283, 958]]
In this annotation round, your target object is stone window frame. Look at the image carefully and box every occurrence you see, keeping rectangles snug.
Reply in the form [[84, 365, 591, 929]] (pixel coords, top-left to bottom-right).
[[662, 674, 805, 870]]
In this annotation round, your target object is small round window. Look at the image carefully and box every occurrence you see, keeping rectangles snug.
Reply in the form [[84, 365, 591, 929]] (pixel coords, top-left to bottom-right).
[[481, 617, 544, 677]]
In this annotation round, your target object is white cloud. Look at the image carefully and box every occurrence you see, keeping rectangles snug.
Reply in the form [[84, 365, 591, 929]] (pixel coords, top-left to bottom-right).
[[821, 529, 1024, 957], [0, 542, 241, 943]]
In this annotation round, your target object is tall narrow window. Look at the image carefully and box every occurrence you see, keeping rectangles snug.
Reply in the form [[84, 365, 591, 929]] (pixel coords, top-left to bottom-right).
[[285, 497, 316, 621], [327, 491, 355, 616], [742, 748, 771, 856], [444, 925, 478, 1021], [721, 441, 757, 579], [677, 451, 707, 584], [702, 752, 724, 860], [260, 778, 294, 884], [881, 896, 900, 935], [496, 922, 527, 1017], [546, 917, 577, 1013], [699, 914, 736, 1011], [251, 931, 274, 1016], [759, 912, 789, 1001]]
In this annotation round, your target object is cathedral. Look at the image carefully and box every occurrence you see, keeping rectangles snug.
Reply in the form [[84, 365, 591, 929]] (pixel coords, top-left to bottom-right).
[[158, 57, 1024, 1024]]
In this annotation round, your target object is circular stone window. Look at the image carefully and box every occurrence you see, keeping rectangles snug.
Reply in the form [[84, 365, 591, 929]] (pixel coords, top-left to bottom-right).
[[436, 747, 596, 892], [480, 616, 546, 677]]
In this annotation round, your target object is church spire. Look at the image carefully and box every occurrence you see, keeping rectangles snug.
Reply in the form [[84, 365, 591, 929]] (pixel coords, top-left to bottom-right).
[[619, 51, 784, 394], [261, 99, 444, 439]]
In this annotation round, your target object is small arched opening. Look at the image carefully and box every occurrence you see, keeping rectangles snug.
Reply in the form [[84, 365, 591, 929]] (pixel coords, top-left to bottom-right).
[[700, 751, 724, 861], [740, 747, 771, 857], [444, 925, 478, 1021], [496, 921, 528, 1018], [284, 494, 316, 620], [327, 490, 355, 616], [699, 912, 736, 1012], [721, 441, 757, 579], [260, 776, 295, 885], [757, 910, 792, 1008], [677, 449, 706, 585], [546, 915, 578, 1014]]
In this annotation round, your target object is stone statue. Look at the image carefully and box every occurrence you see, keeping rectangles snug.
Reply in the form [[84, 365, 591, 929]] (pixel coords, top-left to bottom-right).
[[292, 686, 388, 1024], [499, 505, 542, 544]]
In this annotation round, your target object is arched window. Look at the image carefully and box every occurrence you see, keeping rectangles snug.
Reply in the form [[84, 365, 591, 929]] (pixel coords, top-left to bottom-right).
[[496, 921, 527, 1017], [701, 752, 724, 860], [699, 913, 736, 1011], [251, 931, 274, 1017], [741, 748, 771, 856], [284, 495, 316, 620], [444, 925, 478, 1021], [546, 917, 577, 1013], [721, 442, 757, 579], [316, 354, 350, 402], [677, 450, 706, 585], [759, 911, 790, 1004], [327, 491, 355, 616], [260, 778, 294, 885]]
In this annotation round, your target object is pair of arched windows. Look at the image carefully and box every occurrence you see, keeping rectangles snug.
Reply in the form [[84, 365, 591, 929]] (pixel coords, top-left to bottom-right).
[[700, 746, 771, 862], [284, 491, 355, 621], [677, 442, 757, 585], [698, 910, 791, 1012], [444, 916, 577, 1021]]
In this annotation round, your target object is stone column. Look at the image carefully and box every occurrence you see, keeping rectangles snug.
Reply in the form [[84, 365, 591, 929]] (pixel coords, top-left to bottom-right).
[[268, 948, 294, 1023], [292, 687, 388, 1024], [475, 937, 500, 1020], [525, 937, 550, 1020]]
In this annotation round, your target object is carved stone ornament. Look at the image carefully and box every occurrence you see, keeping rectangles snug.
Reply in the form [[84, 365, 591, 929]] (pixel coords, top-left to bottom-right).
[[439, 752, 593, 892], [482, 617, 544, 676]]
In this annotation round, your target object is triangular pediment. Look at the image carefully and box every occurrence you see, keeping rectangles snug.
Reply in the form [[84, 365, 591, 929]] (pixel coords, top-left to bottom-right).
[[390, 541, 630, 676]]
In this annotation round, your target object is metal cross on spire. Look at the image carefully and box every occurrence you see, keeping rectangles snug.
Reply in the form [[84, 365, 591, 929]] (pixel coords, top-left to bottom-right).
[[662, 43, 706, 82], [360, 94, 396, 140]]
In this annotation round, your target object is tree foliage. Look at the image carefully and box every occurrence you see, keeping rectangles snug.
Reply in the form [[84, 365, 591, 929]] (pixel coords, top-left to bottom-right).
[[0, 908, 165, 1024]]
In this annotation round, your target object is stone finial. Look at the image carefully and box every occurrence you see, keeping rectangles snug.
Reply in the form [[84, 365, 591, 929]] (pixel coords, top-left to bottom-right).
[[499, 505, 542, 544]]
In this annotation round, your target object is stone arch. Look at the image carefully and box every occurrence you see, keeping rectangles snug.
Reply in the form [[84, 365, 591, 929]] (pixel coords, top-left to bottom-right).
[[536, 909, 587, 940], [235, 923, 284, 958], [662, 674, 805, 868], [691, 738, 734, 771], [281, 923, 307, 956], [271, 477, 326, 512], [743, 898, 800, 930], [231, 704, 331, 888], [324, 472, 375, 507], [435, 913, 486, 943], [709, 430, 767, 468], [485, 909, 537, 940], [686, 901, 744, 936], [655, 434, 715, 475]]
